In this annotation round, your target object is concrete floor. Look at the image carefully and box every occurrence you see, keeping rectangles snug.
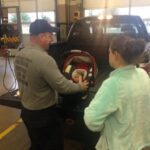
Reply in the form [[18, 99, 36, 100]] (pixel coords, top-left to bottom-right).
[[0, 57, 31, 150], [0, 57, 83, 150]]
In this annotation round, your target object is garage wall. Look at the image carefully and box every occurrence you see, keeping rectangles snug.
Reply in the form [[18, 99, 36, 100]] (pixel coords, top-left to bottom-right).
[[19, 0, 37, 12], [3, 0, 150, 11], [37, 0, 55, 11], [84, 0, 106, 9], [131, 0, 150, 6], [107, 0, 130, 8], [2, 0, 55, 11], [83, 0, 150, 9], [2, 0, 150, 19], [84, 0, 129, 9]]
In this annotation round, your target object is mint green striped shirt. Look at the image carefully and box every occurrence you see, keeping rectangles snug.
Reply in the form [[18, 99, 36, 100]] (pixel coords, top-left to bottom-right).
[[84, 65, 150, 150]]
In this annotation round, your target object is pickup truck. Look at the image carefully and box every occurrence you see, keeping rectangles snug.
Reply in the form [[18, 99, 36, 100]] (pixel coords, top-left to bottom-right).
[[48, 15, 150, 149]]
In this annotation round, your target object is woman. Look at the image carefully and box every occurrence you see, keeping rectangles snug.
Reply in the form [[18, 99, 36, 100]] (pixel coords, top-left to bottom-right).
[[84, 35, 150, 150]]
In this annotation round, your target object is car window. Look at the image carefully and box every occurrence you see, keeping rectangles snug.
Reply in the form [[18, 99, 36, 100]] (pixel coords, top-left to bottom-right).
[[71, 18, 139, 41]]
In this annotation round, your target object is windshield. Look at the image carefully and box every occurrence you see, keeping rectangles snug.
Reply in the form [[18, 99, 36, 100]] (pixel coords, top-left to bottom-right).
[[71, 18, 139, 39]]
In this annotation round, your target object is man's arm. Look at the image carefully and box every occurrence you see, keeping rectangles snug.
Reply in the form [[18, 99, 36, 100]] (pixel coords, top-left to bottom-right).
[[40, 54, 88, 93]]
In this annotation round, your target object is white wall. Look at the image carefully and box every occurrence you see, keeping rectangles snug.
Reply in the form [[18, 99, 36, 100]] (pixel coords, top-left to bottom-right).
[[107, 0, 130, 8], [83, 0, 150, 9], [3, 0, 150, 15], [84, 0, 106, 9], [2, 0, 55, 11], [132, 0, 150, 6]]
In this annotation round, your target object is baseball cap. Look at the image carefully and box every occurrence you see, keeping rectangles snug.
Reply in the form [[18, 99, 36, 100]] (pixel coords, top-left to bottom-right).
[[29, 19, 58, 35]]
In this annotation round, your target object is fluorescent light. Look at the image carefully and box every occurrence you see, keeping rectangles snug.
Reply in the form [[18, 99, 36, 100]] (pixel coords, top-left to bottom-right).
[[98, 14, 113, 20]]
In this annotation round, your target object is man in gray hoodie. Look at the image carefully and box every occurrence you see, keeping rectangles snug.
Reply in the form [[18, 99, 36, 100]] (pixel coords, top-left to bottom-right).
[[14, 19, 88, 150]]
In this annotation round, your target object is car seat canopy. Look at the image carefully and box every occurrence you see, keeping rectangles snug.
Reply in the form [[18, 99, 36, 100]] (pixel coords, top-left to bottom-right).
[[63, 50, 98, 86]]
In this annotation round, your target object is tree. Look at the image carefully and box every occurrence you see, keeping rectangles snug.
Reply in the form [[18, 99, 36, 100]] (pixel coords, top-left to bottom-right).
[[10, 13, 31, 23], [21, 13, 31, 23], [40, 15, 51, 22], [10, 14, 17, 23]]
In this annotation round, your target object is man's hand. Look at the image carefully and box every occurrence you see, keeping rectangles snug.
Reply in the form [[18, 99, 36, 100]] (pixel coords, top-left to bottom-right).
[[78, 76, 89, 91]]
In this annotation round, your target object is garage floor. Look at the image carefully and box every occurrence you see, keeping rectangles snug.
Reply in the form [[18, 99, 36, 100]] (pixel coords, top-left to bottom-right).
[[0, 57, 83, 150], [0, 57, 30, 150]]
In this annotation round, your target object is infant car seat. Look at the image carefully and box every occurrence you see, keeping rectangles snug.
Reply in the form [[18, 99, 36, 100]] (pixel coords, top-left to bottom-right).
[[63, 50, 98, 87]]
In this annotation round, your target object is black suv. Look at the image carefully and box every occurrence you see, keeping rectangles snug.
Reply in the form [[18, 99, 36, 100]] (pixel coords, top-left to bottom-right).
[[49, 15, 150, 149]]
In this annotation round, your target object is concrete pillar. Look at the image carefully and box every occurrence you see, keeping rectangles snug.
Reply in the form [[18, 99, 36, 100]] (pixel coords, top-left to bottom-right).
[[56, 0, 83, 41]]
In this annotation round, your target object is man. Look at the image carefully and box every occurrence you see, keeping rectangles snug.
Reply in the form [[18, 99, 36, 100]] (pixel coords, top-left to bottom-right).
[[14, 19, 88, 150]]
